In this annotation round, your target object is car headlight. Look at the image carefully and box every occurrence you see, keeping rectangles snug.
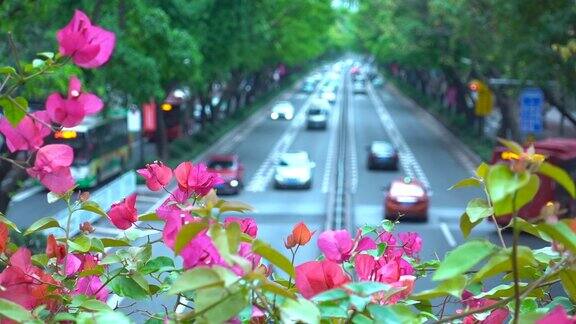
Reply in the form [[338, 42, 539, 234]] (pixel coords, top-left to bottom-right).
[[230, 179, 239, 187], [285, 113, 293, 120], [275, 173, 285, 181], [271, 112, 279, 119]]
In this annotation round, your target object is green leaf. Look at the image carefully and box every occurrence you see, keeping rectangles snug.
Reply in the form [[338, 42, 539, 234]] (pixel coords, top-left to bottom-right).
[[0, 298, 34, 322], [109, 275, 149, 300], [466, 198, 493, 222], [312, 288, 349, 302], [31, 254, 49, 267], [367, 304, 419, 324], [352, 313, 372, 324], [537, 221, 576, 254], [138, 212, 160, 221], [226, 222, 241, 254], [131, 272, 150, 293], [559, 269, 576, 302], [0, 214, 20, 233], [346, 281, 391, 296], [520, 297, 538, 314], [80, 201, 107, 217], [68, 235, 91, 252], [174, 221, 208, 253], [318, 304, 349, 319], [0, 66, 17, 75], [260, 279, 296, 298], [168, 266, 238, 294], [32, 59, 45, 69], [476, 162, 490, 179], [140, 256, 175, 275], [449, 177, 481, 190], [3, 97, 28, 127], [195, 286, 248, 323], [91, 238, 104, 252], [80, 299, 112, 311], [412, 275, 466, 299], [101, 238, 130, 247], [433, 240, 496, 281], [538, 162, 575, 198], [24, 217, 60, 235], [473, 246, 537, 282], [488, 168, 539, 216], [252, 239, 295, 277], [497, 138, 523, 154], [100, 255, 122, 265], [218, 200, 253, 214], [37, 52, 55, 60], [280, 297, 321, 324], [460, 212, 481, 238]]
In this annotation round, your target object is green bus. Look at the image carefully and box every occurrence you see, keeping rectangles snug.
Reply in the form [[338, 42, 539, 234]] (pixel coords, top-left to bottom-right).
[[50, 116, 130, 188]]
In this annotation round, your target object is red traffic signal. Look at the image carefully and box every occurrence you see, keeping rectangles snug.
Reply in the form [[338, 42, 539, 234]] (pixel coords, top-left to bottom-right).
[[469, 82, 479, 92]]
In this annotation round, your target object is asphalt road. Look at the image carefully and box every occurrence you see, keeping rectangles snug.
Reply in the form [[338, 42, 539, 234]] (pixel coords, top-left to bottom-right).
[[7, 60, 550, 318]]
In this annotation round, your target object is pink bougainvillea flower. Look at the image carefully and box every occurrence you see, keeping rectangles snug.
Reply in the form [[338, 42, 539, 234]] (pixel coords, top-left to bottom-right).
[[295, 260, 350, 299], [386, 275, 416, 304], [461, 291, 511, 324], [174, 162, 224, 197], [73, 275, 109, 302], [378, 230, 403, 258], [137, 161, 172, 191], [46, 76, 103, 127], [398, 232, 422, 257], [318, 230, 354, 263], [318, 229, 376, 263], [0, 111, 51, 152], [180, 231, 225, 269], [238, 242, 261, 270], [536, 306, 576, 324], [224, 217, 258, 238], [27, 144, 75, 194], [65, 253, 99, 276], [107, 193, 138, 230], [57, 10, 116, 68], [0, 248, 61, 310]]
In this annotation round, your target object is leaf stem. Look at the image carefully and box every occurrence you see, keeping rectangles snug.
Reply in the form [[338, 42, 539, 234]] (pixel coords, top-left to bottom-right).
[[7, 33, 23, 74], [511, 187, 520, 323], [482, 182, 506, 248]]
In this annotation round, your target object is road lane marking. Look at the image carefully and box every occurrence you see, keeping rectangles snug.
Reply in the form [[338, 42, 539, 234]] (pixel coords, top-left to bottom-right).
[[321, 77, 344, 193], [246, 78, 327, 192], [366, 83, 432, 193], [348, 87, 359, 193], [11, 185, 43, 203], [440, 222, 457, 247]]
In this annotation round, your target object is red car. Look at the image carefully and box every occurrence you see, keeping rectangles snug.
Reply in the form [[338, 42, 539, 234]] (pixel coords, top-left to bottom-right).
[[206, 155, 244, 195], [385, 177, 429, 221]]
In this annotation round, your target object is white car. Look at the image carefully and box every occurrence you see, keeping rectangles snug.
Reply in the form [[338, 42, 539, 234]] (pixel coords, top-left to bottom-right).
[[274, 152, 315, 189], [320, 90, 337, 104], [270, 101, 295, 120]]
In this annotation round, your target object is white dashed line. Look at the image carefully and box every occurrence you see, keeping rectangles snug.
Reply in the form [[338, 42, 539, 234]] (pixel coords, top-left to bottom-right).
[[347, 79, 359, 193], [440, 222, 457, 247], [367, 83, 432, 193], [321, 79, 344, 193], [246, 78, 327, 192]]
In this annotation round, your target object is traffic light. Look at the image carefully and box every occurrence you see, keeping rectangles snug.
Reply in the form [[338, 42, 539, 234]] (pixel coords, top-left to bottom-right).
[[161, 103, 173, 112]]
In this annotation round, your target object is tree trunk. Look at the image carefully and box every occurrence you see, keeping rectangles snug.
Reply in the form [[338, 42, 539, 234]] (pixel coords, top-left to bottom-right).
[[155, 102, 169, 161], [494, 89, 521, 141]]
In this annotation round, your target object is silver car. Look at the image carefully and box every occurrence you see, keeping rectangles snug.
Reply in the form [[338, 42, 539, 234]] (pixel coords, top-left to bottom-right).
[[274, 152, 315, 189]]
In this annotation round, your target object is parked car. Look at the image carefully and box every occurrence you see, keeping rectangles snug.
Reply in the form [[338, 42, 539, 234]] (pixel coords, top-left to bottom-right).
[[367, 141, 399, 170], [206, 154, 244, 195], [270, 101, 295, 120], [274, 151, 315, 189], [384, 177, 429, 221]]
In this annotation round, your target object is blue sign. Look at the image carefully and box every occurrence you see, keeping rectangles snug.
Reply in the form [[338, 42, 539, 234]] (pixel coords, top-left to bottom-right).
[[519, 87, 543, 134]]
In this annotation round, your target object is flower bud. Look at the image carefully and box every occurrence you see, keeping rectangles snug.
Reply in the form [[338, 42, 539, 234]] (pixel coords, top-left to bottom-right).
[[284, 234, 297, 249], [79, 221, 95, 234], [79, 191, 90, 202]]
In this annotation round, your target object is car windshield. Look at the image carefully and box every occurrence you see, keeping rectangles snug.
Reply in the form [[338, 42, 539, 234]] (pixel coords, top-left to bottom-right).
[[390, 182, 425, 197], [308, 109, 323, 115], [372, 142, 393, 154], [279, 154, 309, 167], [208, 160, 234, 170]]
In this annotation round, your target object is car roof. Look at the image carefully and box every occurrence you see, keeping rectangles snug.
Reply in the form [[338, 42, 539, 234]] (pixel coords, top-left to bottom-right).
[[279, 151, 309, 161], [371, 141, 394, 149], [389, 179, 426, 196]]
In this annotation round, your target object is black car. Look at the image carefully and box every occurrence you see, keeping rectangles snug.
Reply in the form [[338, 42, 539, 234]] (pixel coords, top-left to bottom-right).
[[367, 141, 399, 170]]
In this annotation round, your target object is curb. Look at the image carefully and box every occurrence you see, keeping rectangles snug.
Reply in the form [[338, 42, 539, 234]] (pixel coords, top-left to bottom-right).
[[383, 82, 483, 174]]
